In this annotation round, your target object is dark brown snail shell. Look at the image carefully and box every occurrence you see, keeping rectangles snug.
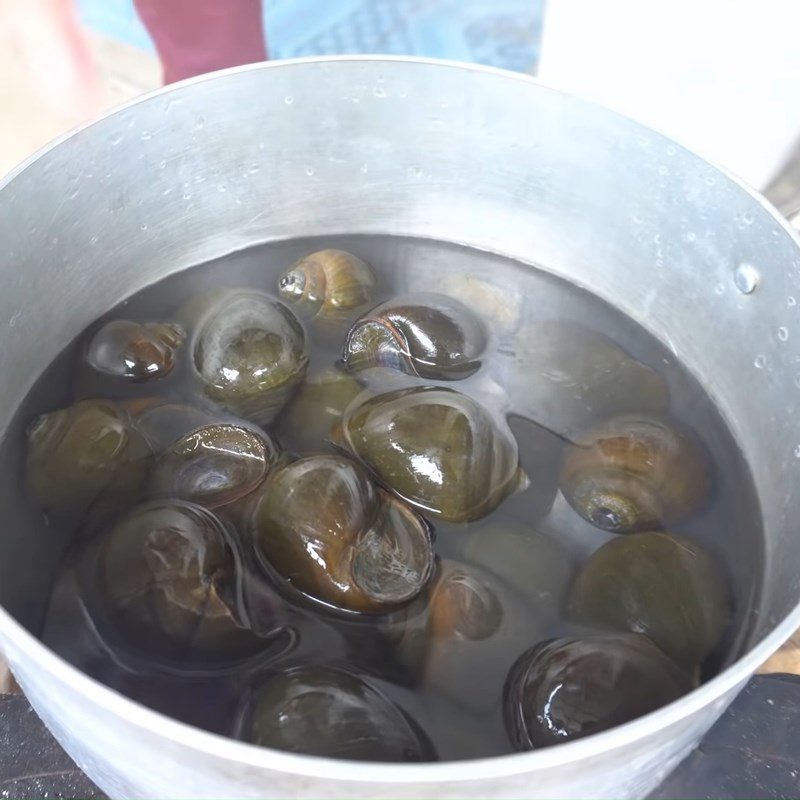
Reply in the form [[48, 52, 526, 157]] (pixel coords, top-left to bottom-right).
[[342, 292, 487, 380], [91, 499, 271, 663], [86, 320, 185, 381], [244, 664, 435, 761], [337, 386, 525, 523], [504, 633, 692, 749]]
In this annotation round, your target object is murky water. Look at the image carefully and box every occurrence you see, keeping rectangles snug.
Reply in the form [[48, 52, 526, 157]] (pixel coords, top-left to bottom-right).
[[7, 234, 762, 761]]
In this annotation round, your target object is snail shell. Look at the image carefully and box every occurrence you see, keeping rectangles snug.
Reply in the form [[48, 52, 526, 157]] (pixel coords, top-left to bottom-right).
[[560, 412, 711, 533], [250, 454, 433, 614], [337, 386, 526, 523], [278, 249, 376, 321], [191, 290, 308, 425], [86, 320, 185, 381], [498, 320, 668, 439], [394, 559, 544, 715], [504, 633, 692, 750], [567, 530, 729, 665], [274, 367, 364, 454], [26, 399, 150, 520], [89, 499, 271, 664], [150, 423, 279, 509], [342, 292, 487, 380], [244, 664, 435, 761]]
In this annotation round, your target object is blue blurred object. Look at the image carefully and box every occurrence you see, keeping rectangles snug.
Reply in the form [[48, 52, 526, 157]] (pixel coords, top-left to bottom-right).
[[76, 0, 542, 73], [76, 0, 153, 52]]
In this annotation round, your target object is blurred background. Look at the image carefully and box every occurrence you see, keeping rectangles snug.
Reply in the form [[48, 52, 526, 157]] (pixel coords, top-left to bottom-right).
[[3, 0, 800, 204], [0, 0, 542, 178]]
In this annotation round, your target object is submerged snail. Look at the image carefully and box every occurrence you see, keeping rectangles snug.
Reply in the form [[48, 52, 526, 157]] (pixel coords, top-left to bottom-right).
[[394, 558, 551, 715], [504, 633, 692, 750], [274, 367, 364, 454], [396, 561, 502, 667], [251, 454, 434, 614], [462, 521, 572, 620], [243, 664, 434, 761], [277, 249, 377, 321], [26, 399, 150, 519], [191, 290, 309, 425], [395, 560, 511, 712], [568, 531, 729, 666], [123, 398, 216, 452], [500, 320, 668, 438], [91, 499, 272, 663], [425, 562, 503, 644], [337, 386, 525, 523], [86, 320, 185, 381], [150, 423, 279, 510], [560, 412, 711, 533], [342, 292, 488, 380]]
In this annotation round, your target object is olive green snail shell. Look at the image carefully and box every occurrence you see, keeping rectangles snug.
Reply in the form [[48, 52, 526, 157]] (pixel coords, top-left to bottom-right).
[[506, 319, 668, 437], [191, 289, 309, 425], [567, 530, 730, 666], [149, 422, 279, 509], [274, 366, 364, 454], [26, 398, 151, 520], [337, 386, 526, 523]]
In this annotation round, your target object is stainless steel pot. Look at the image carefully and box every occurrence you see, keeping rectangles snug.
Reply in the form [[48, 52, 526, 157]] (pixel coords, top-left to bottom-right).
[[0, 57, 799, 800]]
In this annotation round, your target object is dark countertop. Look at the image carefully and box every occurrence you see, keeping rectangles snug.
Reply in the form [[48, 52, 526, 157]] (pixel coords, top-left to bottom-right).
[[1, 674, 798, 799]]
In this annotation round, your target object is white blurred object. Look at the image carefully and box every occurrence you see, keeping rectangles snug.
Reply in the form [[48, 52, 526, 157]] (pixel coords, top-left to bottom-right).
[[537, 0, 800, 191]]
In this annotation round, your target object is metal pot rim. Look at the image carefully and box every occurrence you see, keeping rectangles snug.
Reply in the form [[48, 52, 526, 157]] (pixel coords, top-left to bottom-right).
[[2, 54, 798, 781]]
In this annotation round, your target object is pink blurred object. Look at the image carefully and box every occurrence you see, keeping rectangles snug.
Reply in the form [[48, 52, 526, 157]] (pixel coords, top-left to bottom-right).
[[133, 0, 267, 85], [1, 0, 105, 126]]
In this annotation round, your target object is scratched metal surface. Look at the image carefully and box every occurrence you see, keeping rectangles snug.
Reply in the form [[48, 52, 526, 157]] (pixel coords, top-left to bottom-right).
[[75, 0, 542, 73]]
